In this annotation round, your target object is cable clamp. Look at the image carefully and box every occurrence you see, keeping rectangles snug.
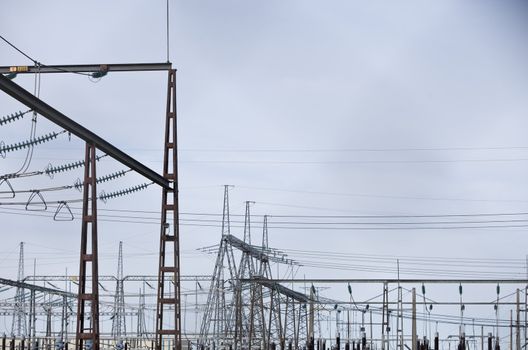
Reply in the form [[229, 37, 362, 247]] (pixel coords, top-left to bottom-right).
[[54, 201, 74, 221], [25, 190, 47, 211], [0, 178, 15, 198]]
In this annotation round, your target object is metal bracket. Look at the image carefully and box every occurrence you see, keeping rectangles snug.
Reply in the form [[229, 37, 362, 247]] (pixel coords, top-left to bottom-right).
[[54, 201, 74, 221], [0, 178, 15, 198], [99, 190, 107, 204], [0, 140, 5, 158], [45, 163, 55, 179], [25, 191, 47, 211], [74, 178, 83, 192]]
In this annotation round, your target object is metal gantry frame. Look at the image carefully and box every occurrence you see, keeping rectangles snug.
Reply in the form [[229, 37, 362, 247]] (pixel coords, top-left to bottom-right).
[[155, 69, 181, 350], [0, 63, 182, 350], [75, 142, 100, 350]]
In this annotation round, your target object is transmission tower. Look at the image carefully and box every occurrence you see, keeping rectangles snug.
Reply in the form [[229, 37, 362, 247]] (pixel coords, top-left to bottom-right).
[[234, 201, 267, 350], [137, 285, 148, 339], [200, 185, 238, 346], [112, 241, 126, 338], [257, 216, 283, 349], [11, 242, 27, 337], [280, 263, 308, 350]]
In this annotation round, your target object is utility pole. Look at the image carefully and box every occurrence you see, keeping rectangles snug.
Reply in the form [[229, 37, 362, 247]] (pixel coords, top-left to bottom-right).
[[381, 282, 389, 350], [516, 290, 520, 350], [412, 288, 417, 350], [309, 287, 314, 350], [397, 285, 404, 350], [397, 262, 404, 350]]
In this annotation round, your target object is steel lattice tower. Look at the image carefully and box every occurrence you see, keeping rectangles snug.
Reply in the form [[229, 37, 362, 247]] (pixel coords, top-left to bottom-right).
[[234, 201, 267, 350], [200, 185, 238, 346], [112, 241, 126, 338], [256, 216, 283, 350], [11, 242, 27, 337], [137, 286, 147, 338]]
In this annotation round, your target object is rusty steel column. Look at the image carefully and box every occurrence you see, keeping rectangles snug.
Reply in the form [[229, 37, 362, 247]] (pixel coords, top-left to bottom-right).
[[155, 69, 181, 350], [75, 142, 100, 350]]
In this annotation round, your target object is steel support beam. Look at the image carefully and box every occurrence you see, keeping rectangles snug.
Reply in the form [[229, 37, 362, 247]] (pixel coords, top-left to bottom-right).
[[0, 62, 172, 74], [252, 277, 310, 303], [24, 274, 211, 282], [25, 275, 117, 282], [0, 73, 169, 189], [225, 234, 296, 265], [126, 275, 210, 282], [0, 277, 75, 298]]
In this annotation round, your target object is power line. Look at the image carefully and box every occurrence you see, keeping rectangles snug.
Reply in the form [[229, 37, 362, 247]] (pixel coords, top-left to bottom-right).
[[45, 206, 528, 219], [238, 185, 528, 204], [7, 204, 528, 225], [279, 248, 525, 264], [179, 158, 528, 165], [0, 34, 92, 77], [127, 146, 528, 153], [6, 205, 528, 231], [0, 35, 37, 64], [13, 155, 528, 165]]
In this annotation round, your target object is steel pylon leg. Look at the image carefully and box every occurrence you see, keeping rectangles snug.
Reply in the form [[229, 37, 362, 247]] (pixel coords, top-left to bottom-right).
[[155, 69, 181, 350], [75, 142, 100, 350]]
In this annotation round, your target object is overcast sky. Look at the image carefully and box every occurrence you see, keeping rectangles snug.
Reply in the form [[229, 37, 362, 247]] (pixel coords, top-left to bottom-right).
[[1, 0, 528, 338]]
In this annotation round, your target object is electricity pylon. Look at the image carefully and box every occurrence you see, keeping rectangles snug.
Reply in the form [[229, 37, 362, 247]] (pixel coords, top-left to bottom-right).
[[11, 242, 27, 337], [112, 241, 126, 338]]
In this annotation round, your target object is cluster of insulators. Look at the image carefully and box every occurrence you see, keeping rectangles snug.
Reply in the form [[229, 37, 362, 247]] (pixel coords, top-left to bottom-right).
[[73, 169, 129, 191], [45, 154, 105, 176], [0, 110, 30, 126], [99, 182, 151, 203], [0, 130, 65, 157]]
